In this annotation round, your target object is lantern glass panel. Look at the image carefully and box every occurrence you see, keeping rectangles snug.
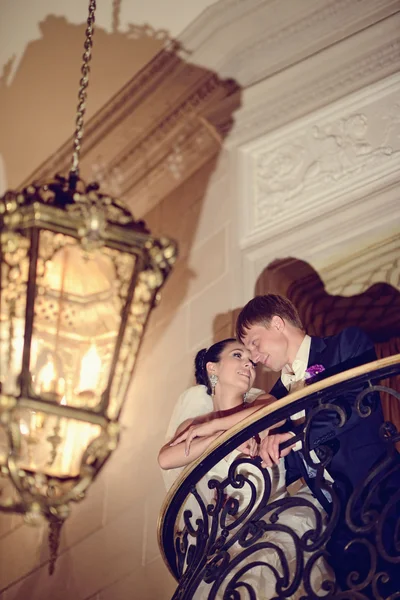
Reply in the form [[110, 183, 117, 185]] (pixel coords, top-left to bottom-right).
[[0, 231, 30, 396], [14, 406, 102, 478], [107, 269, 156, 420], [29, 230, 137, 412], [0, 422, 9, 469]]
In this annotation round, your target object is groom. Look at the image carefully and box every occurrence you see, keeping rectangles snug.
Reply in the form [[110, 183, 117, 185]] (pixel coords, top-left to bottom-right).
[[236, 294, 385, 502], [236, 294, 395, 592]]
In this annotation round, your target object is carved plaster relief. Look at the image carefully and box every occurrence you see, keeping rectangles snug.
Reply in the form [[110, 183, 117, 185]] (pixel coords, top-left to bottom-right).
[[239, 74, 400, 246]]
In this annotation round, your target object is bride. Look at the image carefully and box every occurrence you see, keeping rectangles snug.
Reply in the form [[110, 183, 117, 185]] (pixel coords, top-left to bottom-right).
[[159, 338, 332, 599]]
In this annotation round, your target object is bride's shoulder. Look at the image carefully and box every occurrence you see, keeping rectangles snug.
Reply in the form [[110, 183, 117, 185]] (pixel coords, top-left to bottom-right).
[[245, 387, 265, 403], [172, 411, 216, 441], [255, 393, 275, 403], [245, 388, 276, 406], [166, 385, 215, 440]]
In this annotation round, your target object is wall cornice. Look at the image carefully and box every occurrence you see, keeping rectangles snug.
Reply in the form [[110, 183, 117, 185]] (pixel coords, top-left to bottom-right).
[[227, 14, 400, 147], [182, 0, 399, 87], [23, 47, 240, 217]]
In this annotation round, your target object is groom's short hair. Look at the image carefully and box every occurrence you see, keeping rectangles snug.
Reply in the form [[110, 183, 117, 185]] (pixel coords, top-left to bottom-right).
[[236, 294, 303, 340]]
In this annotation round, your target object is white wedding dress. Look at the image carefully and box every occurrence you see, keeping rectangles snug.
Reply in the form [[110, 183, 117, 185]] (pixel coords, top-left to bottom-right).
[[163, 386, 333, 599], [193, 450, 331, 599]]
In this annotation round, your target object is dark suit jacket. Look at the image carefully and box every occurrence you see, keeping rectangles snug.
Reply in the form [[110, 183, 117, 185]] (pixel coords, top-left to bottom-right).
[[270, 326, 385, 512]]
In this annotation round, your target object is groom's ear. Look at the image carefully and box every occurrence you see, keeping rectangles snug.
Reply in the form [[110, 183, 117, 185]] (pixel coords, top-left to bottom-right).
[[271, 315, 285, 331]]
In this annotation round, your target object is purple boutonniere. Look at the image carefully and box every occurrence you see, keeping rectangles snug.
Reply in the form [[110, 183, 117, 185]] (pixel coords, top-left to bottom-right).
[[304, 364, 325, 382]]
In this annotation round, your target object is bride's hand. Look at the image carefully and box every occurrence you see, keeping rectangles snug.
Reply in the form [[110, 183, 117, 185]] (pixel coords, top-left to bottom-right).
[[259, 432, 296, 467], [170, 419, 223, 455]]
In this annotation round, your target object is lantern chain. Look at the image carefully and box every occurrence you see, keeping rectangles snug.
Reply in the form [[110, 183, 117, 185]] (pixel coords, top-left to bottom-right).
[[70, 0, 96, 177]]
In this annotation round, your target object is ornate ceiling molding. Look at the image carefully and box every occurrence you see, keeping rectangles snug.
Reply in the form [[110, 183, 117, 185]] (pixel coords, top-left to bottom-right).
[[23, 46, 240, 217], [227, 13, 400, 147], [182, 0, 399, 87]]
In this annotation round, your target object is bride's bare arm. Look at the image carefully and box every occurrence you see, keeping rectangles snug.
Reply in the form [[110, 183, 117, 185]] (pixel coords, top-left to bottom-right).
[[158, 417, 223, 470], [170, 394, 285, 455], [158, 433, 222, 470]]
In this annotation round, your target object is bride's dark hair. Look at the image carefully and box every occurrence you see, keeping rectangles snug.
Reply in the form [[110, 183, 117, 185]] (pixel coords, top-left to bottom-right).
[[194, 338, 236, 395]]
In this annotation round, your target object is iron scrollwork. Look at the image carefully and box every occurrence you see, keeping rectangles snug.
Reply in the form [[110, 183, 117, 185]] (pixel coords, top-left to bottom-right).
[[160, 359, 400, 599]]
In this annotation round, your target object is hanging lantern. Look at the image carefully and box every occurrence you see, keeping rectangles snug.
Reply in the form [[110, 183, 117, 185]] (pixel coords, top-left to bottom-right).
[[0, 0, 177, 572]]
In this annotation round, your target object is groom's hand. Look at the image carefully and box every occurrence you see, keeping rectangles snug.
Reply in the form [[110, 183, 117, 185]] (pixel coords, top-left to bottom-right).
[[237, 436, 260, 458], [259, 432, 296, 467]]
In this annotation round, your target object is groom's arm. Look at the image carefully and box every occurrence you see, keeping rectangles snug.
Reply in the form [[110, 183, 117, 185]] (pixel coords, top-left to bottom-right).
[[310, 327, 377, 384], [287, 327, 380, 451]]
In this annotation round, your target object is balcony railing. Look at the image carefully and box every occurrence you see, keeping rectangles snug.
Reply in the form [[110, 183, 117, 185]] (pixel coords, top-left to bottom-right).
[[158, 355, 400, 599]]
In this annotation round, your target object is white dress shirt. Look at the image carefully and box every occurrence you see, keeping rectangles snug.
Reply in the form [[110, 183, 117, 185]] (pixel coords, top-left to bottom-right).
[[281, 334, 311, 387], [281, 334, 311, 420], [280, 335, 333, 486]]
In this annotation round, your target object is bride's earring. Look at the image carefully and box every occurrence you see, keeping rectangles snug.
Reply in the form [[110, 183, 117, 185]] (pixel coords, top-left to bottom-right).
[[243, 392, 249, 403], [209, 373, 218, 396]]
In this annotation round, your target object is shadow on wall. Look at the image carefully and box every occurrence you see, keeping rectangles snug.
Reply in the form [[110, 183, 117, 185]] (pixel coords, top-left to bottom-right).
[[255, 258, 400, 341], [214, 257, 400, 428], [0, 14, 166, 188], [121, 64, 242, 435]]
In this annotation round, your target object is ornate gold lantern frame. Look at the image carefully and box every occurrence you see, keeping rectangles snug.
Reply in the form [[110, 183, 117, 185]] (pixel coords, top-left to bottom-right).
[[0, 0, 176, 571]]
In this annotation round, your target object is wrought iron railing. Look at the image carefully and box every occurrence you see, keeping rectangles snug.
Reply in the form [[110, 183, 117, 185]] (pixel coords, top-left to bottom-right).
[[158, 355, 400, 599]]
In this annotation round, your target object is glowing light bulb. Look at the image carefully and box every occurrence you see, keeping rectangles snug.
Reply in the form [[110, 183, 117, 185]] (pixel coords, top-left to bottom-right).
[[78, 344, 101, 393], [20, 422, 29, 436], [37, 359, 56, 393]]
